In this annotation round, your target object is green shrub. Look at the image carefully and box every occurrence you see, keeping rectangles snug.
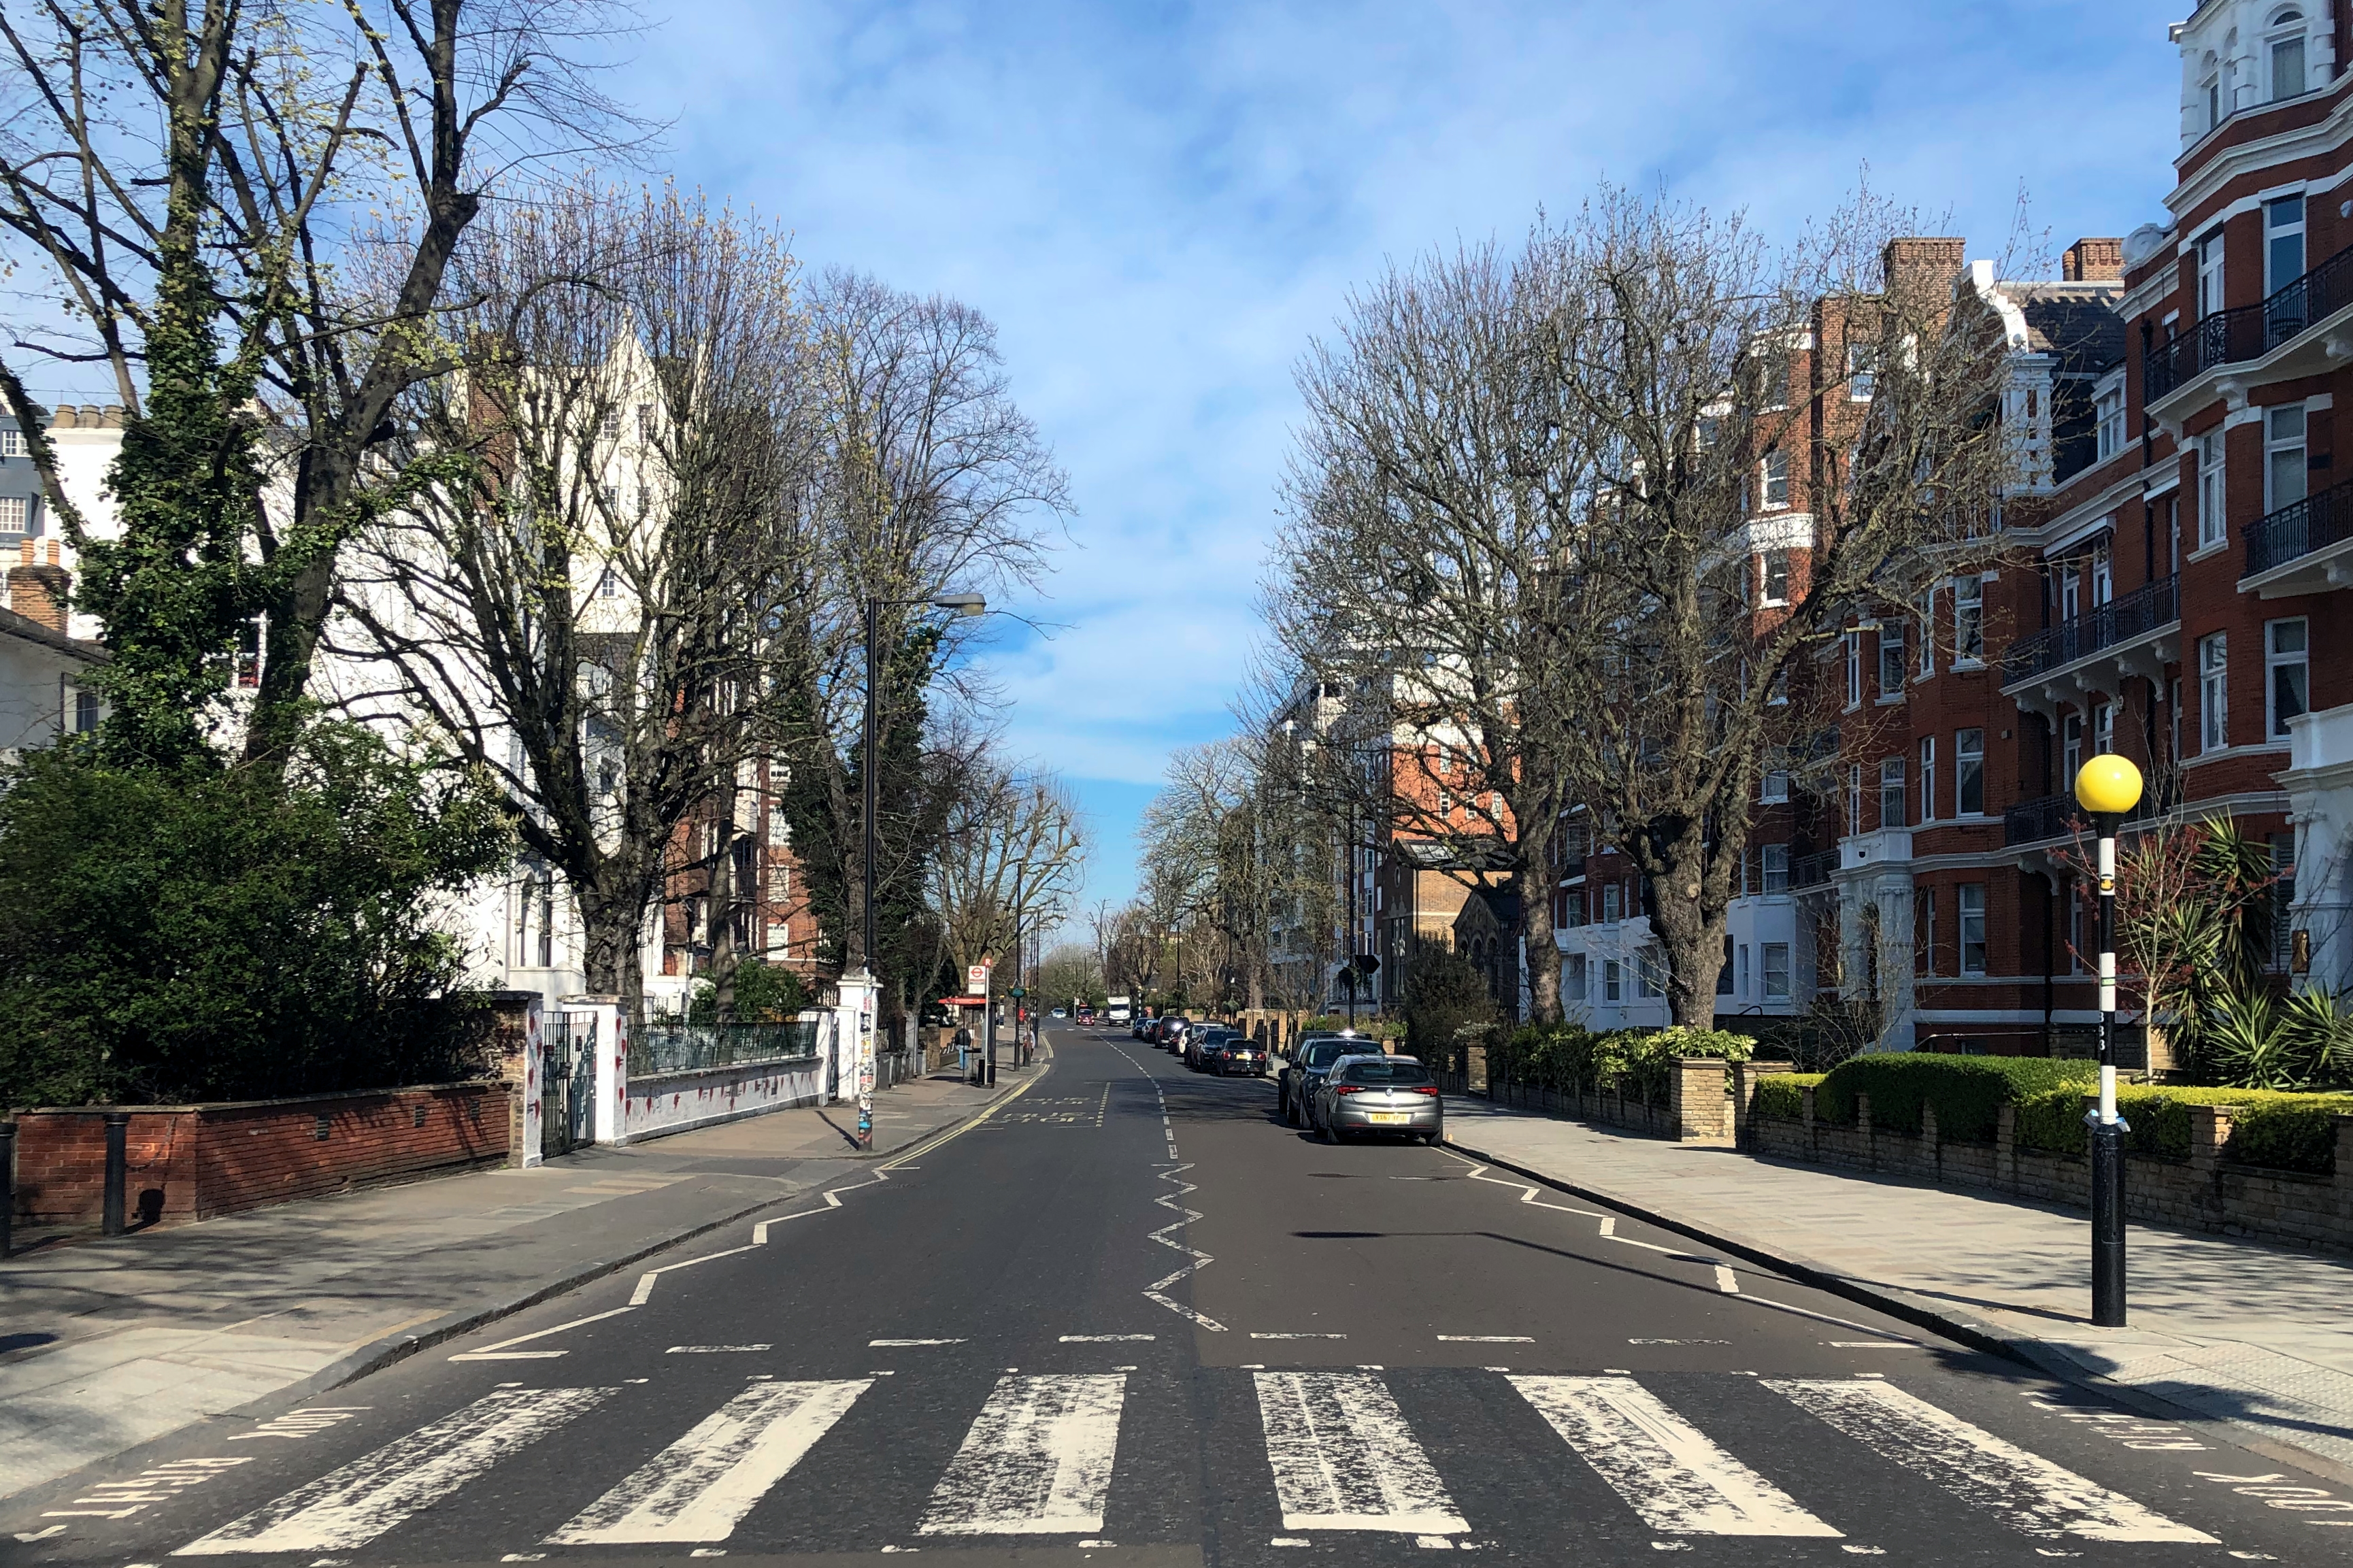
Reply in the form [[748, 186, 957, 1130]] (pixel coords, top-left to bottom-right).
[[2014, 1084, 2352, 1171], [1816, 1054, 2096, 1143], [1752, 1072, 1823, 1121], [1623, 1027, 1755, 1105], [2225, 1092, 2353, 1172]]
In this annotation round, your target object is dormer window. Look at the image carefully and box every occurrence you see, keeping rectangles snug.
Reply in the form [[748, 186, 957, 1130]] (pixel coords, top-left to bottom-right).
[[2270, 11, 2307, 101]]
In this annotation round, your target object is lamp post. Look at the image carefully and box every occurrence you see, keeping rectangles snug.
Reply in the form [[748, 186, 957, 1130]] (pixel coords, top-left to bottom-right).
[[2073, 752, 2145, 1328], [858, 589, 985, 1146]]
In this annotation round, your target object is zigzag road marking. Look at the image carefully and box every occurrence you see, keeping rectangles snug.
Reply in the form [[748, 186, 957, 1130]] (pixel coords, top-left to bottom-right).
[[1109, 1041, 1225, 1332]]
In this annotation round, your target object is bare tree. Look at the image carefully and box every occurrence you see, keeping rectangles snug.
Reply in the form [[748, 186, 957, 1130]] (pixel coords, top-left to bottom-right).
[[0, 0, 640, 762], [323, 184, 818, 1019], [931, 755, 1087, 984]]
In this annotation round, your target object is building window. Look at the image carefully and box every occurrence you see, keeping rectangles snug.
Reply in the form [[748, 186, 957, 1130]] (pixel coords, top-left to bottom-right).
[[2063, 710, 2084, 787], [2092, 546, 2113, 607], [1958, 884, 1988, 975], [1952, 578, 1983, 661], [0, 495, 24, 537], [1847, 342, 1876, 401], [1760, 549, 1790, 605], [1603, 958, 1622, 1003], [596, 565, 622, 597], [2203, 63, 2222, 133], [1920, 736, 1937, 822], [1918, 888, 1937, 977], [2198, 227, 2226, 319], [2095, 380, 2124, 462], [2269, 618, 2310, 737], [1844, 631, 1862, 709], [1847, 763, 1864, 837], [0, 427, 22, 458], [2268, 195, 2307, 294], [2267, 404, 2308, 512], [1880, 758, 1906, 829], [637, 403, 656, 441], [1956, 728, 1984, 816], [2168, 493, 2182, 574], [1761, 942, 1791, 999], [2271, 18, 2307, 101], [2197, 433, 2226, 548], [1759, 449, 1790, 511], [1640, 945, 1666, 999], [1761, 844, 1790, 894], [2093, 701, 2116, 759], [1601, 882, 1623, 923], [2060, 564, 2081, 623], [1878, 622, 1906, 695], [1717, 935, 1735, 997], [1760, 768, 1790, 803], [1566, 953, 1587, 1001], [2201, 632, 2230, 752], [73, 688, 98, 732]]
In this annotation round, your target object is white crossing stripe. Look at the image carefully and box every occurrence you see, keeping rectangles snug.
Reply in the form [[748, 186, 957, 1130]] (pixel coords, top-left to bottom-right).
[[1254, 1371, 1467, 1535], [174, 1388, 613, 1554], [919, 1374, 1129, 1535], [1509, 1375, 1839, 1537], [546, 1380, 869, 1544], [1766, 1379, 2216, 1542]]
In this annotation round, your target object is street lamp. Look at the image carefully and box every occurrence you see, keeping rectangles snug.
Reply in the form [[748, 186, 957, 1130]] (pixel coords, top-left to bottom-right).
[[2073, 752, 2144, 1327], [855, 589, 986, 1144]]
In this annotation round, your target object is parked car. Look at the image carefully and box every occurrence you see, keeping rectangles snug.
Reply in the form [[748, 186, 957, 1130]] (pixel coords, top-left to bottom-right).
[[1278, 1033, 1371, 1126], [1184, 1027, 1231, 1070], [1310, 1054, 1441, 1144], [1212, 1035, 1269, 1076], [1157, 1016, 1190, 1052]]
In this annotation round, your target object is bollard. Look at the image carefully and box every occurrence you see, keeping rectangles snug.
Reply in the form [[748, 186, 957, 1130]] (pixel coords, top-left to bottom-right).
[[102, 1111, 130, 1237], [0, 1119, 14, 1259]]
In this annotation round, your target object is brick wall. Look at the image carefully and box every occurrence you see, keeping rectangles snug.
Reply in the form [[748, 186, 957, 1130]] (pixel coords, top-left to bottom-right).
[[1746, 1086, 2353, 1253], [10, 1082, 511, 1229]]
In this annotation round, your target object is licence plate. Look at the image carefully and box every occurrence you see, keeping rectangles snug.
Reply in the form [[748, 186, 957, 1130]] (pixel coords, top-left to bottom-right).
[[1367, 1112, 1410, 1124]]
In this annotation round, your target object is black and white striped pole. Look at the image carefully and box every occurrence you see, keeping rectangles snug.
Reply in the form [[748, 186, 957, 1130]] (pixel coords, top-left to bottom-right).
[[2073, 753, 2143, 1329]]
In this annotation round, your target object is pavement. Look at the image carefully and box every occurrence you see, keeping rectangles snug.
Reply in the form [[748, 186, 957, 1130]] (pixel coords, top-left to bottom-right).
[[1440, 1090, 2353, 1484], [0, 1061, 1041, 1502], [6, 1025, 2346, 1566]]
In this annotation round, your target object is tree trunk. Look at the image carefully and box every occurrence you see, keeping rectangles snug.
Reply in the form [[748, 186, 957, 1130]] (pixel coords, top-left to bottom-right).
[[578, 867, 649, 1027], [1516, 857, 1562, 1026], [1646, 821, 1726, 1029]]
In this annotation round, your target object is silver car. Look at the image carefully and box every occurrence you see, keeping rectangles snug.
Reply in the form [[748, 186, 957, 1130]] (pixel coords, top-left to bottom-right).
[[1312, 1054, 1443, 1145]]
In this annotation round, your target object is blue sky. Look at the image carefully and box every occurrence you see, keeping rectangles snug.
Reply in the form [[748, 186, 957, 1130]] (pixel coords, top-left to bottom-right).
[[634, 0, 2190, 932]]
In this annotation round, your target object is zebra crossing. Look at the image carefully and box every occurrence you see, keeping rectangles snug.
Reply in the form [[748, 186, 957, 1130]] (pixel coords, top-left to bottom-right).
[[168, 1367, 2218, 1556]]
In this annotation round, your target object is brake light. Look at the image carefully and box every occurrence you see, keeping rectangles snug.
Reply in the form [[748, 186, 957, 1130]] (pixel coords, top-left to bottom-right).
[[1412, 1086, 1440, 1095], [1334, 1085, 1364, 1095]]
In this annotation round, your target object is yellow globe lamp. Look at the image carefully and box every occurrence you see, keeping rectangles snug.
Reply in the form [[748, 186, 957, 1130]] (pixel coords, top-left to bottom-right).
[[2073, 754, 2145, 818]]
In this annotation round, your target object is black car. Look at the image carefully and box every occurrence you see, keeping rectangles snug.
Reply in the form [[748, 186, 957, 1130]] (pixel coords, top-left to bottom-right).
[[1184, 1027, 1233, 1070], [1212, 1035, 1269, 1076], [1280, 1032, 1376, 1126]]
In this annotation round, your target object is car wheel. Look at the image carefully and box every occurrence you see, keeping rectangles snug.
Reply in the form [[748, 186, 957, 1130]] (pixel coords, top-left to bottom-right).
[[1422, 1130, 1443, 1146]]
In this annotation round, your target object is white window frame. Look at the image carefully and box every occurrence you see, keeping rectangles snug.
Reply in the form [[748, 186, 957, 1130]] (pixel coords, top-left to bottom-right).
[[0, 495, 25, 537], [1566, 952, 1588, 1002], [1952, 578, 1983, 662], [2271, 16, 2308, 102], [1603, 958, 1623, 1004], [1880, 758, 1906, 829], [1737, 943, 1752, 998], [1843, 631, 1863, 710], [2267, 403, 2307, 513], [1761, 844, 1790, 895], [1878, 622, 1907, 697], [1846, 342, 1876, 401], [1958, 884, 1988, 976], [1759, 449, 1790, 511], [2095, 378, 2125, 462], [2201, 631, 2230, 752], [1848, 763, 1864, 835], [1920, 735, 1937, 823], [2094, 701, 2116, 758], [2269, 616, 2310, 738], [1759, 550, 1790, 607], [2267, 193, 2307, 293], [1956, 727, 1985, 816], [2197, 432, 2227, 549], [1760, 769, 1790, 803], [0, 428, 22, 458], [2198, 227, 2226, 319], [1761, 942, 1792, 1000]]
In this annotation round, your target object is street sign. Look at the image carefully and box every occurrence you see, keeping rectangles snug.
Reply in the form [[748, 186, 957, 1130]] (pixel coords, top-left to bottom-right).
[[1009, 986, 1027, 999], [967, 963, 991, 995]]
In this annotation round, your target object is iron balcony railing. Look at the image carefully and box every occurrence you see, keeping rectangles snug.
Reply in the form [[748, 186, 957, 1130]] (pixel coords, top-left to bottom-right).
[[1999, 573, 2177, 688], [1791, 849, 1839, 890], [2146, 241, 2353, 402], [2003, 794, 2077, 847], [2245, 475, 2353, 578]]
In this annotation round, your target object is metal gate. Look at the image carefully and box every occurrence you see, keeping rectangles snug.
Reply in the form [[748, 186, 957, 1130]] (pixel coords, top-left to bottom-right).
[[541, 1012, 598, 1158]]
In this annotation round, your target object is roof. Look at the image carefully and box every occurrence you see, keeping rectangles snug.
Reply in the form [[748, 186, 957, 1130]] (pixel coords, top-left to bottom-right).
[[0, 602, 105, 664], [2000, 281, 2126, 371]]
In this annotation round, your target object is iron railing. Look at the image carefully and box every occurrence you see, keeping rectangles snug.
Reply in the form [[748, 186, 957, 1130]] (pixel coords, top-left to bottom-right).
[[2004, 794, 2077, 846], [631, 1019, 822, 1075], [1999, 574, 2177, 687], [1791, 849, 1839, 890], [2146, 241, 2353, 401], [2245, 475, 2353, 578]]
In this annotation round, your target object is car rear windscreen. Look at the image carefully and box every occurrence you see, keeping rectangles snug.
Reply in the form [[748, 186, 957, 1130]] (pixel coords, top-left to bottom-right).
[[1303, 1040, 1358, 1067], [1338, 1061, 1433, 1086]]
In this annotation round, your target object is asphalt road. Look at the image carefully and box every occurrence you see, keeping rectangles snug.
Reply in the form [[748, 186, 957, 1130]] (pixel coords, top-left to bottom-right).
[[12, 1027, 2352, 1567]]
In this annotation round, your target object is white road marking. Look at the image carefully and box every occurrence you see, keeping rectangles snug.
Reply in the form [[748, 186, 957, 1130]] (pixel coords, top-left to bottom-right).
[[1436, 1335, 1531, 1344], [629, 1244, 758, 1307], [447, 1307, 633, 1361], [1144, 1163, 1224, 1331], [174, 1388, 613, 1554], [1510, 1375, 1839, 1537], [665, 1345, 773, 1354], [1252, 1332, 1346, 1339], [548, 1380, 869, 1544], [1254, 1371, 1467, 1534], [1714, 1265, 1739, 1295], [918, 1373, 1129, 1535], [1059, 1335, 1155, 1342], [1631, 1340, 1728, 1346], [1826, 1341, 1922, 1350], [870, 1339, 965, 1347], [1767, 1379, 2217, 1541]]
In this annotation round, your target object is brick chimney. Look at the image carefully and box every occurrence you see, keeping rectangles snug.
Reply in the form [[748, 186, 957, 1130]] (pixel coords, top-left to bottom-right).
[[1882, 237, 1967, 298], [9, 539, 69, 633], [2062, 237, 2124, 282]]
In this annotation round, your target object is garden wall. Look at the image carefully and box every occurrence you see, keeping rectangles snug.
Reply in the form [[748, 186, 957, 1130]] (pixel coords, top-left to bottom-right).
[[10, 1082, 510, 1229], [1743, 1073, 2353, 1252], [620, 1056, 825, 1142], [1450, 1058, 1735, 1144]]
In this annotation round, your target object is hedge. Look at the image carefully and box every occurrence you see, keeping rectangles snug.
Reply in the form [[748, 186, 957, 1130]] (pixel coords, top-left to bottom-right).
[[2016, 1084, 2353, 1173], [1752, 1072, 1823, 1122], [1814, 1054, 2097, 1141], [1490, 1024, 1754, 1106]]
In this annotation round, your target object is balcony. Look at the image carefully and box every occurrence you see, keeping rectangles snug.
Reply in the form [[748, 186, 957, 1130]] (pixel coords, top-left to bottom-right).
[[2145, 241, 2353, 425], [2003, 794, 2079, 848], [2242, 476, 2353, 598], [1999, 575, 2179, 720], [1790, 849, 1839, 891]]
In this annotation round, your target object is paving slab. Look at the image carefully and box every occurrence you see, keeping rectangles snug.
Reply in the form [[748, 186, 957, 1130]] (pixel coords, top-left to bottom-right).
[[1440, 1090, 2353, 1480], [0, 1060, 1045, 1499]]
